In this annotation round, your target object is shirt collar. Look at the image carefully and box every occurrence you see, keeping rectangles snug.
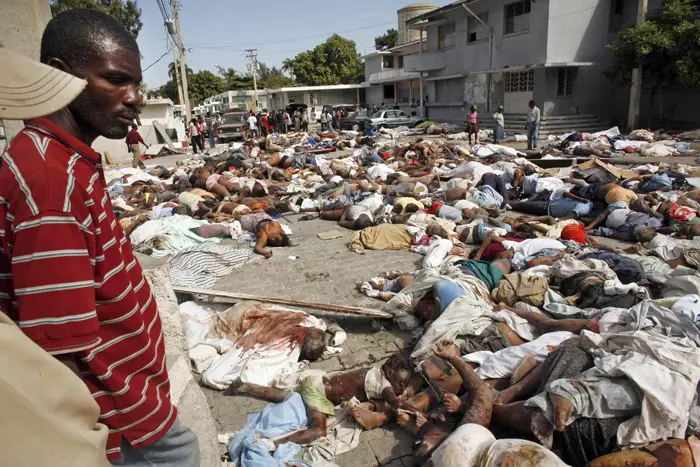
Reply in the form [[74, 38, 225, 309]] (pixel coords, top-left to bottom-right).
[[24, 117, 102, 164]]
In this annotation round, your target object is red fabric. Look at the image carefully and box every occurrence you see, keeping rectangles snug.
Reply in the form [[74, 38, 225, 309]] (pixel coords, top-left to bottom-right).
[[382, 152, 391, 160], [561, 224, 587, 244], [481, 237, 523, 261], [669, 202, 697, 223], [623, 146, 637, 153], [0, 118, 175, 459], [427, 200, 443, 216], [125, 128, 145, 145]]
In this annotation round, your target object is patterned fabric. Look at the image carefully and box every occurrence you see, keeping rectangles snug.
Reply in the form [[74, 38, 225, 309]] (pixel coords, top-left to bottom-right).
[[169, 244, 252, 289], [0, 118, 175, 459], [239, 211, 271, 233], [364, 365, 392, 400]]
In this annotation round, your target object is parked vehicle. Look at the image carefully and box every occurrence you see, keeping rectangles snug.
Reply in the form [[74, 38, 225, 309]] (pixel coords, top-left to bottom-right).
[[340, 110, 370, 132], [367, 110, 424, 129], [216, 110, 248, 142]]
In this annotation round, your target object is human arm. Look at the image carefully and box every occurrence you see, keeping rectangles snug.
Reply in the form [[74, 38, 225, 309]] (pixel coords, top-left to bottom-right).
[[474, 234, 505, 260], [584, 208, 611, 230], [274, 408, 327, 445], [10, 211, 101, 356], [137, 132, 146, 146], [563, 192, 590, 204], [254, 231, 272, 259]]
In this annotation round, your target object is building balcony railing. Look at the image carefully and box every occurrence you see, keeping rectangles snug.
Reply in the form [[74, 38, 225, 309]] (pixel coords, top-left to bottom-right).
[[404, 52, 447, 72], [368, 68, 421, 84]]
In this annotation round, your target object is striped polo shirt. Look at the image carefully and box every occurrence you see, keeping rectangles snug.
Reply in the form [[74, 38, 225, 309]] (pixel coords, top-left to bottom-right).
[[0, 118, 176, 459]]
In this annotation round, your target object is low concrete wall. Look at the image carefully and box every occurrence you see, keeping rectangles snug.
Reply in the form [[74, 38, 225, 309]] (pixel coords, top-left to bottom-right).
[[144, 266, 220, 467]]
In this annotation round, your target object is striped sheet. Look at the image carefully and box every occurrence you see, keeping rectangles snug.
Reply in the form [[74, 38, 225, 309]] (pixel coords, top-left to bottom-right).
[[168, 244, 253, 290]]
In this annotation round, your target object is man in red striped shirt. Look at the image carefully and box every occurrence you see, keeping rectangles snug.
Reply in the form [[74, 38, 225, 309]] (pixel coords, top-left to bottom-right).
[[0, 9, 199, 466]]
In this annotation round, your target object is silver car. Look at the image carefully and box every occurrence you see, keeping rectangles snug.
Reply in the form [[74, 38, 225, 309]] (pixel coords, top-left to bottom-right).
[[367, 110, 423, 129]]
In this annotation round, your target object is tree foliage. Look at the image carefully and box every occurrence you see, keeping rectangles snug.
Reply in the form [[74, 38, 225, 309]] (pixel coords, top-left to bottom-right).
[[258, 63, 295, 89], [155, 80, 179, 103], [374, 28, 398, 51], [168, 61, 193, 82], [216, 66, 254, 91], [286, 35, 365, 86], [49, 0, 143, 37], [606, 0, 700, 91], [187, 70, 225, 106]]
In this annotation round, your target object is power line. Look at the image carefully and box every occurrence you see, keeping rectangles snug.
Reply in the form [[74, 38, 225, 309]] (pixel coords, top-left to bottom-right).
[[143, 46, 172, 72], [188, 21, 394, 48]]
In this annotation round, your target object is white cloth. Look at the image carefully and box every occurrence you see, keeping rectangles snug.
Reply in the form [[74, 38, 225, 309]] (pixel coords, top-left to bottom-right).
[[501, 238, 566, 265], [423, 238, 454, 269], [578, 330, 700, 446], [464, 331, 575, 379], [129, 215, 222, 257], [366, 164, 395, 181]]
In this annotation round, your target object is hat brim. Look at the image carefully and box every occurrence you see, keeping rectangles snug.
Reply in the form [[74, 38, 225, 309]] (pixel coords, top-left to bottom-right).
[[0, 48, 87, 120]]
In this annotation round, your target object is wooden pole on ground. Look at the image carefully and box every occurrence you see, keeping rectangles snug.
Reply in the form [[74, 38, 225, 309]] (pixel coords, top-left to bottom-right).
[[172, 286, 393, 319]]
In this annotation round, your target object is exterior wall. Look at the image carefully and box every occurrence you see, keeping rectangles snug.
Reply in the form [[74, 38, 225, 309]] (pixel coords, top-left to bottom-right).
[[0, 0, 52, 144], [398, 3, 438, 45], [423, 0, 550, 80], [365, 56, 384, 82], [266, 89, 360, 112], [546, 0, 612, 63]]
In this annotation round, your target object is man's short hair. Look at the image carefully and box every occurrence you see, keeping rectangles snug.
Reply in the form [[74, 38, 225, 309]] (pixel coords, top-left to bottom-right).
[[404, 203, 420, 214], [131, 123, 137, 130], [301, 328, 326, 361], [41, 8, 139, 69], [354, 215, 374, 231], [529, 100, 536, 106]]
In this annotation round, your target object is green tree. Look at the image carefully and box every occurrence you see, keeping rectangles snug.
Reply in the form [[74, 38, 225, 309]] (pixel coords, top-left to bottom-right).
[[606, 0, 700, 123], [287, 34, 365, 86], [187, 70, 225, 106], [374, 28, 398, 51], [281, 58, 296, 80], [156, 80, 179, 103], [215, 66, 254, 90], [256, 62, 295, 89], [50, 0, 143, 37]]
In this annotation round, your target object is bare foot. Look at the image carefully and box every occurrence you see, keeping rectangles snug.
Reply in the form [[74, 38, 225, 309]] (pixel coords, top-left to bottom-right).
[[510, 354, 537, 385], [551, 394, 575, 431], [530, 410, 554, 449], [351, 405, 386, 430]]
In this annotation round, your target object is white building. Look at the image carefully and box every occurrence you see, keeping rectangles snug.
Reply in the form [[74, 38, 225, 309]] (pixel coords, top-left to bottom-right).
[[202, 90, 269, 115], [265, 84, 363, 114]]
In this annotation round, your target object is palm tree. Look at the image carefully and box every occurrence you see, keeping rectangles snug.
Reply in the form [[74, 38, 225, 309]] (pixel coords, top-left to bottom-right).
[[168, 61, 192, 82], [281, 58, 295, 81]]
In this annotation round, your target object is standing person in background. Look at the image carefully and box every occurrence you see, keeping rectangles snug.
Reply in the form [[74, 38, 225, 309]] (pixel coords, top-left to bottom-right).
[[311, 107, 317, 123], [197, 114, 206, 149], [283, 109, 291, 133], [320, 108, 327, 131], [526, 99, 541, 150], [0, 8, 200, 465], [126, 123, 147, 169], [256, 111, 263, 136], [493, 105, 505, 143], [301, 109, 309, 132], [247, 111, 258, 138], [467, 104, 479, 145], [326, 108, 335, 132], [261, 111, 269, 137], [293, 108, 301, 132], [205, 112, 216, 149], [189, 117, 203, 154]]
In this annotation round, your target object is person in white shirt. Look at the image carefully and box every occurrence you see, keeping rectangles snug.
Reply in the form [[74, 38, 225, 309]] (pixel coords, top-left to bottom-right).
[[247, 111, 258, 138], [526, 100, 541, 151]]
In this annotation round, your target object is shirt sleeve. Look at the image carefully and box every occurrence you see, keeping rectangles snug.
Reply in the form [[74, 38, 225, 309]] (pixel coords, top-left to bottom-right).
[[10, 211, 100, 355], [138, 133, 146, 145]]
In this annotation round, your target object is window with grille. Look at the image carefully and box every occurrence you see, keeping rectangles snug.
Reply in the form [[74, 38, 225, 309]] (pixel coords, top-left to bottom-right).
[[309, 93, 319, 105], [468, 12, 490, 43], [438, 22, 456, 49], [504, 0, 531, 35], [504, 70, 534, 93], [557, 68, 576, 96]]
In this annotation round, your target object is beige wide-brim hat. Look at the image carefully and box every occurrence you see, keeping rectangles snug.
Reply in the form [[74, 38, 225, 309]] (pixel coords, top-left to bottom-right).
[[0, 47, 86, 120]]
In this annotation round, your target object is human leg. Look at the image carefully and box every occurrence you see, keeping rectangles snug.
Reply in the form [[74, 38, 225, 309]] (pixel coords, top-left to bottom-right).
[[510, 200, 550, 215], [191, 137, 199, 154], [526, 124, 534, 150], [111, 417, 200, 467], [533, 123, 540, 149]]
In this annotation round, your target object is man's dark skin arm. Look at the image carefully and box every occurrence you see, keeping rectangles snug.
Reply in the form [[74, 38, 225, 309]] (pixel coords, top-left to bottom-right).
[[563, 192, 590, 204], [474, 234, 505, 260], [275, 408, 327, 445], [585, 208, 611, 230]]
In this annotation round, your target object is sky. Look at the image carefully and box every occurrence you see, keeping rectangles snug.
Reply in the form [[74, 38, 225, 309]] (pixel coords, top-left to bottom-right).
[[137, 0, 452, 89]]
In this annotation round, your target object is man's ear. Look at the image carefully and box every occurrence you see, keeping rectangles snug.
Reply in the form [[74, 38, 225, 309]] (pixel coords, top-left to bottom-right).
[[46, 57, 71, 73]]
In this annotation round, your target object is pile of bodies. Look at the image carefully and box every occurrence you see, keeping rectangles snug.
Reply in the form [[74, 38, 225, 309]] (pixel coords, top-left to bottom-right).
[[107, 126, 700, 466]]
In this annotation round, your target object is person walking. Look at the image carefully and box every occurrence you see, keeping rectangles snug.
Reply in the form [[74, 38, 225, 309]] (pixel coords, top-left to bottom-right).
[[0, 8, 199, 465], [261, 112, 269, 137], [189, 117, 203, 154], [526, 99, 541, 150], [326, 108, 335, 132], [493, 105, 505, 143], [125, 123, 147, 169], [467, 105, 479, 145]]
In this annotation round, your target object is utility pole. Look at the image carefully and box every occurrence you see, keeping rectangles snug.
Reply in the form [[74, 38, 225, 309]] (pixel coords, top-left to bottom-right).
[[169, 34, 184, 108], [627, 0, 648, 131], [171, 0, 191, 120], [246, 49, 259, 111]]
